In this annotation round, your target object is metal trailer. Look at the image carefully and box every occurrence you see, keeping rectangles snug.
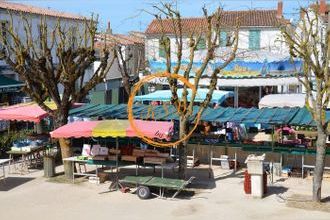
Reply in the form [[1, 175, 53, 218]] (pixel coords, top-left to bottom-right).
[[119, 176, 195, 199]]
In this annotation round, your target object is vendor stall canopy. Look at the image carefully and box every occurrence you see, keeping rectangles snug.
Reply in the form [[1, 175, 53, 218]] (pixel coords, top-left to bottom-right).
[[69, 104, 330, 127], [134, 89, 234, 104], [50, 119, 173, 140], [0, 101, 56, 123]]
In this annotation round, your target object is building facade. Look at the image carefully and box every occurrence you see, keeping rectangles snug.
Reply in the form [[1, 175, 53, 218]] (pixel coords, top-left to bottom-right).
[[88, 30, 145, 105], [0, 1, 87, 104], [144, 1, 303, 108]]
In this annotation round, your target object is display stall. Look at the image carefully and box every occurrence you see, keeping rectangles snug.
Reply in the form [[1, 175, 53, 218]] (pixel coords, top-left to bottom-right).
[[0, 101, 56, 123], [0, 102, 58, 173], [50, 119, 174, 183]]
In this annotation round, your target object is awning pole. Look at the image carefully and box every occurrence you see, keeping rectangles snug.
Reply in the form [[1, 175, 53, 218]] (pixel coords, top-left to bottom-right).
[[116, 137, 119, 189], [234, 148, 237, 173], [234, 87, 239, 108], [271, 125, 275, 151], [302, 154, 304, 179]]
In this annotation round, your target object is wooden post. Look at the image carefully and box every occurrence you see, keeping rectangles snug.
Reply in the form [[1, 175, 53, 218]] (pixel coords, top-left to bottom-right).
[[271, 125, 275, 151]]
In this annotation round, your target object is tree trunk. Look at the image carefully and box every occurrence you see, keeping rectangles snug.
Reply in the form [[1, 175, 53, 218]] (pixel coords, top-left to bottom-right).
[[54, 109, 73, 179], [313, 128, 327, 202], [122, 76, 131, 96], [178, 116, 189, 179]]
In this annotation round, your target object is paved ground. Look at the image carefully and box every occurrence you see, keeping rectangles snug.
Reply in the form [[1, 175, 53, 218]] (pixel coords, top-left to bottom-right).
[[1, 164, 330, 220]]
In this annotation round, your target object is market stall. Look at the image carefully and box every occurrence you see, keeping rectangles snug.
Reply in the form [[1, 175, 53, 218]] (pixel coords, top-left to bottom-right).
[[50, 119, 174, 182], [0, 102, 56, 123], [0, 102, 59, 173], [68, 103, 330, 178]]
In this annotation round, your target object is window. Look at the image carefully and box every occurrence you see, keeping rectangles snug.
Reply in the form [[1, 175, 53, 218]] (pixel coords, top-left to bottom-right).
[[219, 31, 227, 47], [0, 21, 8, 50], [249, 30, 261, 50], [1, 21, 7, 39], [219, 31, 233, 47], [196, 37, 206, 50]]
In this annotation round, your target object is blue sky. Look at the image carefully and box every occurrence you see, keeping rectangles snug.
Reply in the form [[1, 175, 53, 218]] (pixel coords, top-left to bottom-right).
[[12, 0, 322, 33]]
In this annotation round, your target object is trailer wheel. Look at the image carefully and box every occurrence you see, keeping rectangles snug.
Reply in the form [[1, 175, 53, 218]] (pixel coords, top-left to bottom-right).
[[137, 186, 150, 199]]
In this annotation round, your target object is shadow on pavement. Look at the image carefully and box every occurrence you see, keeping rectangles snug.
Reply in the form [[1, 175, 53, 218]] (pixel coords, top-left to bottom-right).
[[264, 186, 288, 198], [0, 177, 35, 191], [321, 196, 330, 203]]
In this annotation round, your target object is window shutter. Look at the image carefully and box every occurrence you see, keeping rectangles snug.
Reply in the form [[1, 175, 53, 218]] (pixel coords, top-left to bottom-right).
[[196, 37, 206, 50], [249, 30, 260, 50], [219, 31, 227, 47]]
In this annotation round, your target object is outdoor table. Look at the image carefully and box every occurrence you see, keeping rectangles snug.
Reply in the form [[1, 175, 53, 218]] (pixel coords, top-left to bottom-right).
[[0, 159, 11, 181], [63, 156, 96, 183], [209, 146, 238, 171], [143, 157, 167, 178], [7, 146, 45, 174], [301, 155, 330, 179], [63, 157, 125, 183]]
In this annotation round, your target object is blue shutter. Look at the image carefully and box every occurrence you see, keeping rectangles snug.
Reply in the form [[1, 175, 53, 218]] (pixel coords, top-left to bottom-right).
[[249, 30, 260, 50], [219, 31, 227, 47], [197, 38, 206, 50]]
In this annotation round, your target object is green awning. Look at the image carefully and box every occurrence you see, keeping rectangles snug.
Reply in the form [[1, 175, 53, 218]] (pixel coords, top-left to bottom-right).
[[288, 107, 330, 126], [0, 75, 24, 93], [69, 104, 308, 125]]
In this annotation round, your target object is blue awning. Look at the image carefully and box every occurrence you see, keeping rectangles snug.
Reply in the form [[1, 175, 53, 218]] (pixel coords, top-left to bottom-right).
[[134, 89, 234, 104]]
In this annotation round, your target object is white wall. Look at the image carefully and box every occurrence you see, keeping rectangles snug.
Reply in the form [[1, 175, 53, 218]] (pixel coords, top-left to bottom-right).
[[0, 9, 89, 95], [145, 27, 288, 62], [0, 9, 87, 63]]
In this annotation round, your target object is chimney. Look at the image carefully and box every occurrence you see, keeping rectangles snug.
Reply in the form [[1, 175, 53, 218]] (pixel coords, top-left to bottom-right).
[[319, 0, 326, 16], [277, 0, 283, 19], [106, 21, 112, 34]]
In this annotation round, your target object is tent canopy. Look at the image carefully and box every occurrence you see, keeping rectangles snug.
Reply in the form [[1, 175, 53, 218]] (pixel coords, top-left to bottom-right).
[[0, 102, 56, 123], [259, 94, 306, 108], [216, 77, 300, 87], [50, 119, 174, 140], [69, 104, 325, 126], [134, 89, 234, 104]]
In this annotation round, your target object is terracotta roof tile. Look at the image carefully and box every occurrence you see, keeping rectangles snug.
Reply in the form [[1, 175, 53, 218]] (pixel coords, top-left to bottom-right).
[[95, 33, 144, 47], [146, 10, 289, 35], [0, 1, 86, 20]]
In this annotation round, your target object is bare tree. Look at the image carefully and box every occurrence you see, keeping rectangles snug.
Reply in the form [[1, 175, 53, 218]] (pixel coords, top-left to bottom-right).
[[150, 4, 239, 178], [281, 6, 329, 202], [0, 13, 116, 178]]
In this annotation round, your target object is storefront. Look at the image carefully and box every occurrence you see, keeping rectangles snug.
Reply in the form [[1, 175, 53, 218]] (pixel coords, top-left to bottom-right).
[[0, 75, 25, 105]]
